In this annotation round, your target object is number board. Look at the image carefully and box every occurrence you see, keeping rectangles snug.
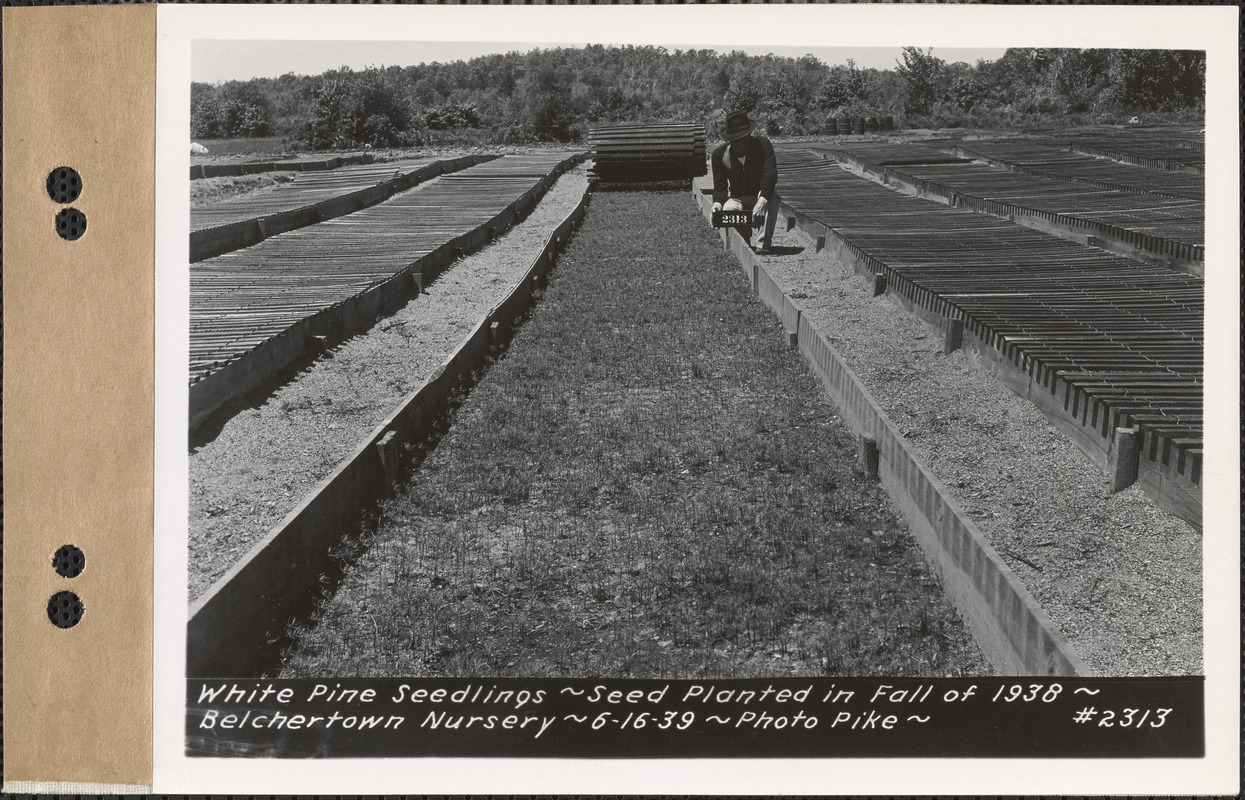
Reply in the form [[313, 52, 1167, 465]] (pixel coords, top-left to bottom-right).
[[713, 210, 752, 228]]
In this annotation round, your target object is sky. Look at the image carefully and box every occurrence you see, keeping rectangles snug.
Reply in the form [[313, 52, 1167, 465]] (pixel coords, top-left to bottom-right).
[[192, 40, 1008, 84]]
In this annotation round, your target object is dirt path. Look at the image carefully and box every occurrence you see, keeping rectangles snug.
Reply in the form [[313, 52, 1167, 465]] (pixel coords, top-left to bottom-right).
[[750, 193, 1201, 676], [188, 166, 589, 601]]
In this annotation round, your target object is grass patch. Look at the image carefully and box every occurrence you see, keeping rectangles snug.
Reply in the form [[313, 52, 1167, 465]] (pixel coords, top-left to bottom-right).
[[189, 172, 300, 208], [192, 136, 296, 156], [279, 191, 990, 679]]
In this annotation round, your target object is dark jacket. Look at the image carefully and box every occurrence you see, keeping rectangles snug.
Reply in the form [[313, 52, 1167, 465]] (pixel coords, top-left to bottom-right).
[[711, 135, 778, 205]]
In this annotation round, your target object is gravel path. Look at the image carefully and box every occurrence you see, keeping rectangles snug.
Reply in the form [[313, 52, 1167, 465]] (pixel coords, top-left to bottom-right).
[[188, 166, 589, 601], [736, 186, 1201, 676]]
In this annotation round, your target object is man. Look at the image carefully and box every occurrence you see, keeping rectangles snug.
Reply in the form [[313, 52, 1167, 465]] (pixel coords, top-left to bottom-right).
[[711, 109, 780, 255]]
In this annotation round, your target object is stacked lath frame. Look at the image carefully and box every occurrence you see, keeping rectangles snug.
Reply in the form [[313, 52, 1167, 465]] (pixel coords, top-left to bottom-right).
[[588, 122, 707, 185]]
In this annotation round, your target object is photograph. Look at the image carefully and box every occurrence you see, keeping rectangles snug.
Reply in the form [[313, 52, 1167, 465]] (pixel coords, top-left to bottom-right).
[[154, 3, 1238, 793]]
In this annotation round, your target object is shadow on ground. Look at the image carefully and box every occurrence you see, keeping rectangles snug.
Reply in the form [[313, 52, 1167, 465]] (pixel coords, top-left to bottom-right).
[[761, 245, 805, 257]]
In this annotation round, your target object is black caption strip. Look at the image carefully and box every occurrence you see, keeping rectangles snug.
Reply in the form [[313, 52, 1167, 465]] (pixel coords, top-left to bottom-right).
[[187, 677, 1202, 758]]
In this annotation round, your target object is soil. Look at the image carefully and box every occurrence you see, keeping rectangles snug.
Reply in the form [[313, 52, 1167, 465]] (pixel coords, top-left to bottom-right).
[[188, 166, 589, 601], [743, 188, 1202, 676]]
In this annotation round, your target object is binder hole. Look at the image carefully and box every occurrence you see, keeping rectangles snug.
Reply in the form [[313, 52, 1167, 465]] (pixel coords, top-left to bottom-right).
[[52, 545, 85, 578], [55, 208, 87, 241], [46, 166, 82, 203], [47, 591, 84, 629]]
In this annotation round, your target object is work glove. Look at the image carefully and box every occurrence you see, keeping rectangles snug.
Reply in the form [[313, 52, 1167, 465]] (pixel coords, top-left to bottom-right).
[[752, 196, 768, 226], [712, 202, 722, 213]]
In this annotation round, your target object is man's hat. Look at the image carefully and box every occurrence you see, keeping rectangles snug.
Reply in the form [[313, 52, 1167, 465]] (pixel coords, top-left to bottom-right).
[[723, 110, 754, 141]]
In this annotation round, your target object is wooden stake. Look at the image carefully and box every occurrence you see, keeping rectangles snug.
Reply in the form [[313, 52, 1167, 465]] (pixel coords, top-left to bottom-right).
[[873, 273, 887, 296], [375, 430, 400, 495], [1109, 426, 1140, 493], [943, 318, 964, 355], [857, 435, 879, 478]]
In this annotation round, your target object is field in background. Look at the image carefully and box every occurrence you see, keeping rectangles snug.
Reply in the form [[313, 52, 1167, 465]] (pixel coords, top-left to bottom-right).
[[191, 136, 296, 156], [189, 171, 299, 207]]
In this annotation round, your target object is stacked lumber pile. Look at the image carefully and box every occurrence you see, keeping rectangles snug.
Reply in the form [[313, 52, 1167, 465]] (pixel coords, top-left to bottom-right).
[[588, 122, 707, 185]]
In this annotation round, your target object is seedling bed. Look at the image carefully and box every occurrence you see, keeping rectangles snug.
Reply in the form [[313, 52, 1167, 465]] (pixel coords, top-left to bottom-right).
[[278, 191, 989, 679], [714, 178, 1201, 676], [188, 168, 590, 603]]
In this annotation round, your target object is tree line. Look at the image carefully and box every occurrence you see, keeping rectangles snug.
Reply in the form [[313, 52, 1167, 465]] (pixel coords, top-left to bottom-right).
[[191, 46, 1206, 148]]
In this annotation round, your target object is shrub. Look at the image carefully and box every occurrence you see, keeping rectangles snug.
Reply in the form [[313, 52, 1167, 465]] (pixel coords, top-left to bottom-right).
[[301, 68, 412, 150], [191, 81, 272, 139], [424, 102, 483, 131]]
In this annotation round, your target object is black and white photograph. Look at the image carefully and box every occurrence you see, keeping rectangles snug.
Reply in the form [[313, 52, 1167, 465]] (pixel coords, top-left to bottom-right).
[[155, 3, 1238, 793]]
